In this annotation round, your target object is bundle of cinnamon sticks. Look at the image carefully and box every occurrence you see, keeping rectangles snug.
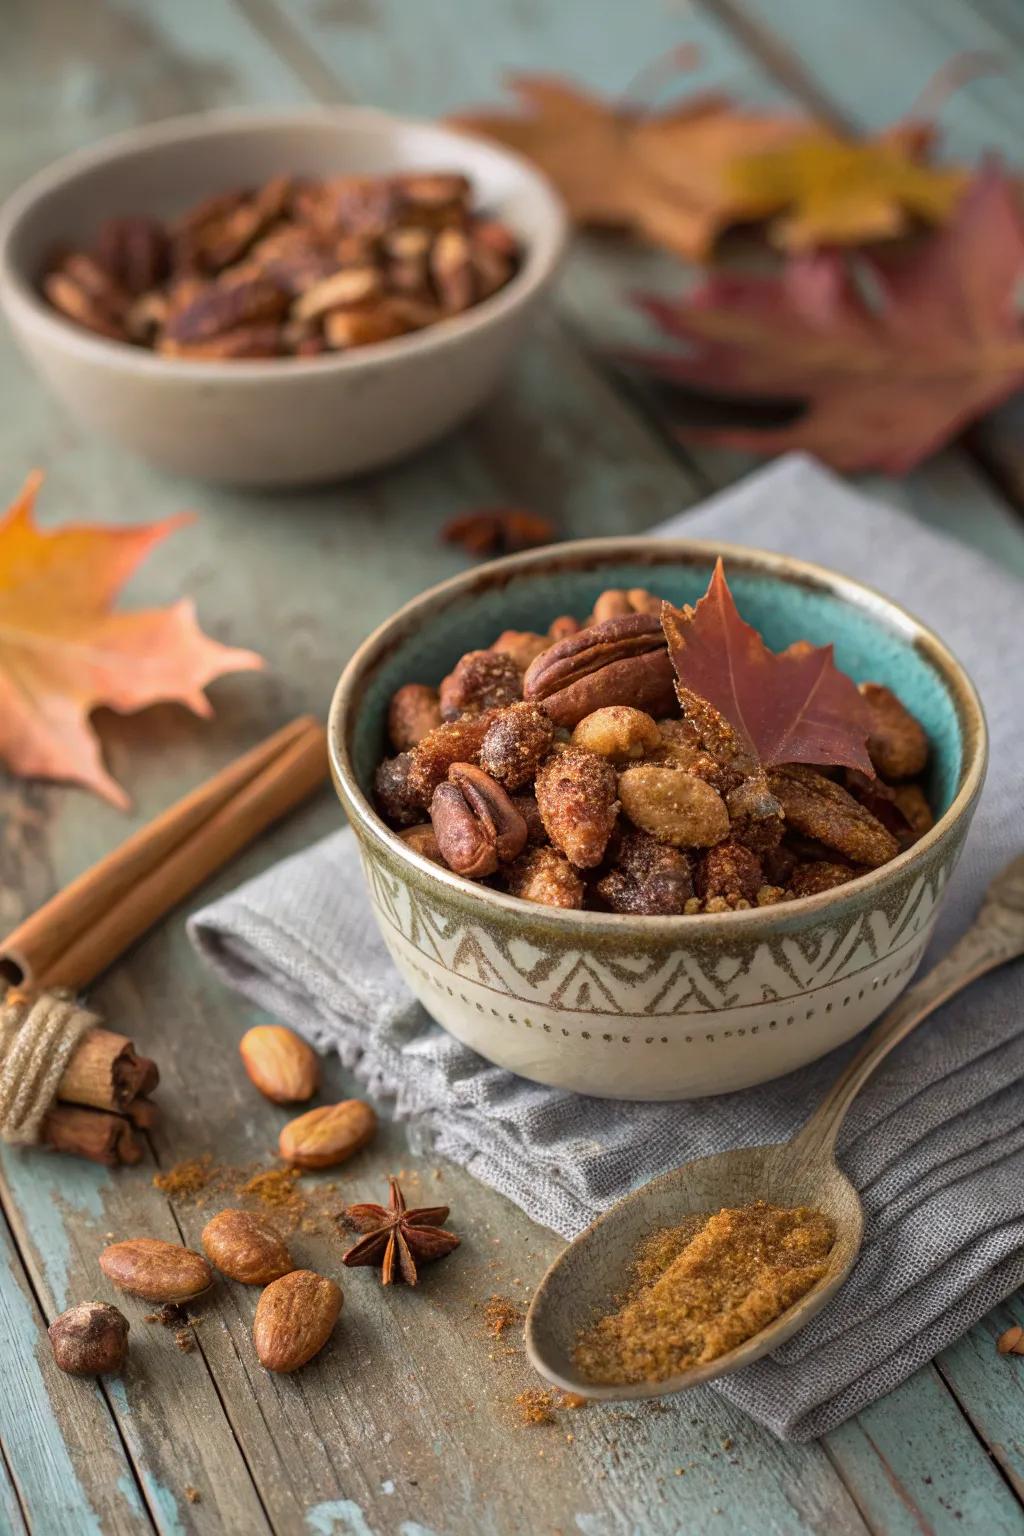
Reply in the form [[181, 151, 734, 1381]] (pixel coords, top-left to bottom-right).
[[41, 1026, 159, 1166], [1, 716, 328, 1166]]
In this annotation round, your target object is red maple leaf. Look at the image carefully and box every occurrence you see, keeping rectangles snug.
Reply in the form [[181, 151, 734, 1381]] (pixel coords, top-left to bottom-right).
[[627, 164, 1024, 474], [661, 560, 874, 775]]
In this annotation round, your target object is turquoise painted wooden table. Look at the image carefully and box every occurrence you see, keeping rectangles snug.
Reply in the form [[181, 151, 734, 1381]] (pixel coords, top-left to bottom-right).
[[2, 2, 1024, 1532]]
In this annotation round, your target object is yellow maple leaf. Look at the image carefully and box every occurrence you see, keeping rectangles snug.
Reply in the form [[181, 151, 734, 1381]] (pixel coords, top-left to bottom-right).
[[0, 473, 263, 807], [451, 75, 805, 261], [728, 124, 967, 250]]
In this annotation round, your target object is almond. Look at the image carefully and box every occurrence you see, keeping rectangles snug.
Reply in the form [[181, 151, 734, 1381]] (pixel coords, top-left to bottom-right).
[[253, 1269, 342, 1372], [239, 1025, 319, 1104], [201, 1209, 295, 1285], [278, 1099, 377, 1169], [99, 1238, 213, 1303]]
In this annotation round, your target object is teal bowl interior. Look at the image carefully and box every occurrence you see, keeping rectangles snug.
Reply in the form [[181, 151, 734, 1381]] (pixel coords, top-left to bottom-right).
[[349, 548, 968, 823]]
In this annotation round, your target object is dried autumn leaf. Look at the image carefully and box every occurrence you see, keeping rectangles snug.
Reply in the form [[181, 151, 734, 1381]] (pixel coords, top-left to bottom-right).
[[728, 122, 966, 251], [629, 166, 1024, 474], [662, 559, 874, 776], [451, 74, 804, 261], [0, 474, 262, 806]]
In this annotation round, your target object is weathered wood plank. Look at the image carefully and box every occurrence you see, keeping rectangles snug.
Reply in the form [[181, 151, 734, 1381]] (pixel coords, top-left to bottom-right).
[[0, 1, 1020, 1532], [826, 1367, 1024, 1536], [0, 1195, 151, 1535]]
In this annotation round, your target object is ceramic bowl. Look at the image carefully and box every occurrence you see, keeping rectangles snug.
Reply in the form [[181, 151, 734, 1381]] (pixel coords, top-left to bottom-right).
[[0, 107, 567, 486], [329, 539, 987, 1100]]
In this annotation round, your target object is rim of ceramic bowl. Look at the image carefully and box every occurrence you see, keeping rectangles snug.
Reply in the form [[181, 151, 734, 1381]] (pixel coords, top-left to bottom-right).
[[0, 104, 568, 382], [329, 536, 988, 933]]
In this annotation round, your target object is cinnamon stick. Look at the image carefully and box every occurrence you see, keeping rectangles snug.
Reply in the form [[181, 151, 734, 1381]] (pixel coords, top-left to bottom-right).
[[2, 718, 328, 994], [0, 715, 320, 989], [124, 1098, 159, 1130], [42, 1103, 143, 1166], [56, 1027, 139, 1112]]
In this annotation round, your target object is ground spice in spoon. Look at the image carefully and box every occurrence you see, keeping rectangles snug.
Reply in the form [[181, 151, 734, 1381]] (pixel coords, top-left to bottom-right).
[[574, 1200, 834, 1385]]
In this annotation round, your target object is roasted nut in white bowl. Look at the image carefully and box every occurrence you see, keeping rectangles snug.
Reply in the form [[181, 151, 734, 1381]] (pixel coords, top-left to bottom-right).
[[0, 108, 567, 486]]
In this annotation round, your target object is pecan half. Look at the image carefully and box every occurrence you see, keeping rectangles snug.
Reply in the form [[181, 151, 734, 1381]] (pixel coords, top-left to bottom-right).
[[523, 614, 676, 728], [859, 683, 929, 780], [768, 766, 899, 868], [534, 748, 619, 868], [163, 277, 288, 345], [95, 217, 170, 296], [430, 764, 527, 877]]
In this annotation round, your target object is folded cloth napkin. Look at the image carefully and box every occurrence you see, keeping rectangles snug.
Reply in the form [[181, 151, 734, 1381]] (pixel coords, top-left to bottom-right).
[[190, 454, 1024, 1440]]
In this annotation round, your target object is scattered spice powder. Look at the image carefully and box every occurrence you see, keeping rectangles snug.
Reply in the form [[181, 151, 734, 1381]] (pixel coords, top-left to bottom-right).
[[574, 1200, 834, 1385], [238, 1165, 303, 1210], [483, 1294, 523, 1337], [515, 1387, 557, 1426], [151, 1157, 340, 1235], [152, 1156, 213, 1198]]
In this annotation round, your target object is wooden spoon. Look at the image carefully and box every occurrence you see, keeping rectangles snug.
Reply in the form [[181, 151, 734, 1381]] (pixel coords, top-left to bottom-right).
[[525, 852, 1024, 1401]]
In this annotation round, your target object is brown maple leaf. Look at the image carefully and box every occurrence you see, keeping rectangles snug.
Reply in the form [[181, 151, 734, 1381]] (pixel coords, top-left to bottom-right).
[[627, 165, 1024, 473], [662, 560, 874, 776], [727, 122, 966, 251], [0, 474, 263, 807], [451, 74, 804, 261]]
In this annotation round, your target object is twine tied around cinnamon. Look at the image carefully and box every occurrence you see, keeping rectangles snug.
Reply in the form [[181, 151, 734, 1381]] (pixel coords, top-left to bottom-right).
[[0, 989, 100, 1145]]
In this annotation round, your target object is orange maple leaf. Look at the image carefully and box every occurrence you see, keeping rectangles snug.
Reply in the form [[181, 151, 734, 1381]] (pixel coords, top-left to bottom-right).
[[451, 74, 805, 262], [0, 474, 263, 807]]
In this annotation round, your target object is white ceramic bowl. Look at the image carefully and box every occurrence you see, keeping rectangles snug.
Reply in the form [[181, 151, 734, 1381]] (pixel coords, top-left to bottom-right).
[[0, 107, 567, 486], [330, 539, 987, 1100]]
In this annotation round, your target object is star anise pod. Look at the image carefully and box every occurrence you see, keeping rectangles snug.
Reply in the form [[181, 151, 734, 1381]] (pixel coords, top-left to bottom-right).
[[341, 1176, 460, 1285]]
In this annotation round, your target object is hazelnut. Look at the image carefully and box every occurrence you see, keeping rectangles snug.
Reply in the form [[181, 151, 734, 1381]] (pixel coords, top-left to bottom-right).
[[571, 706, 661, 764], [49, 1302, 129, 1376]]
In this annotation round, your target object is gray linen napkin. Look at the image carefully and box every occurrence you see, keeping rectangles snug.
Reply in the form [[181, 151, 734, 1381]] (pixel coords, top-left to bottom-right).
[[189, 454, 1024, 1440]]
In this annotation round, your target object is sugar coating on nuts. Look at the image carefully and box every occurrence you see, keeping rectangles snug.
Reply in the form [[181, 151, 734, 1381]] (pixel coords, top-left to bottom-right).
[[439, 650, 522, 721], [505, 846, 585, 909], [618, 765, 730, 848], [479, 703, 555, 789], [768, 765, 899, 868], [407, 712, 496, 805], [375, 587, 933, 916], [571, 706, 661, 763], [535, 748, 619, 868]]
